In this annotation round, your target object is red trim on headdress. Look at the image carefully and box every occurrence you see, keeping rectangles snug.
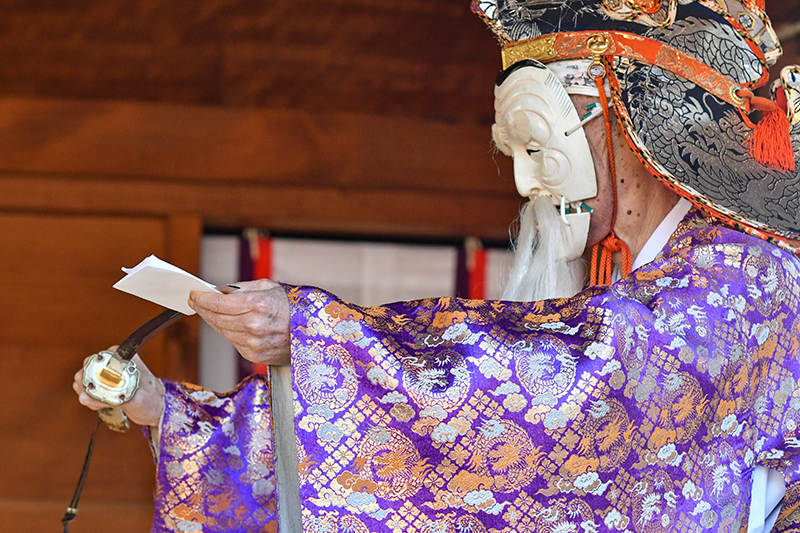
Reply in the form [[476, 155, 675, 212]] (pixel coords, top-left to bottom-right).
[[505, 30, 791, 171], [503, 31, 769, 101], [744, 0, 765, 11], [606, 69, 800, 254]]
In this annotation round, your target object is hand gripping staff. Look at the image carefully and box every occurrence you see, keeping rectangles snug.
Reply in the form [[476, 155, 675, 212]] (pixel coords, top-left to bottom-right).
[[64, 284, 302, 533], [82, 308, 183, 431], [62, 308, 184, 531]]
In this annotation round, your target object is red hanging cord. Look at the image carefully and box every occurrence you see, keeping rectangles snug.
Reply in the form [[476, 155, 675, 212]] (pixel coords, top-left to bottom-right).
[[589, 69, 633, 286]]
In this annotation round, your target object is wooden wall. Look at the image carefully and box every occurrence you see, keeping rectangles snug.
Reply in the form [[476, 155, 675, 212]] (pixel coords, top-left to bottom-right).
[[0, 212, 200, 531], [0, 97, 519, 239], [0, 2, 521, 531]]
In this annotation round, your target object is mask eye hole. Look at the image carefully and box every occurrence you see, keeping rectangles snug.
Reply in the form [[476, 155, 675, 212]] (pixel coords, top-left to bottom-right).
[[526, 149, 540, 155]]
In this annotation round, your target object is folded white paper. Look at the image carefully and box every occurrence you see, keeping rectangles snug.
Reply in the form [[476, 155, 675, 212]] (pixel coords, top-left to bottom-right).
[[113, 255, 220, 315]]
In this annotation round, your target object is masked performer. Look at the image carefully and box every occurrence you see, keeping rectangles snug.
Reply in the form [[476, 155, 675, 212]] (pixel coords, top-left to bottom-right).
[[75, 1, 800, 531]]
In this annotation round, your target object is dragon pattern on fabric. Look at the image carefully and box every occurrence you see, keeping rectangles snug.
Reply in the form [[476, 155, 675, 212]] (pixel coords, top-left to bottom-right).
[[151, 210, 800, 532]]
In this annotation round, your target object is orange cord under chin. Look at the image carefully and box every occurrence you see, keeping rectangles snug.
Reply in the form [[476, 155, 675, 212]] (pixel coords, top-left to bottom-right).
[[589, 71, 633, 287]]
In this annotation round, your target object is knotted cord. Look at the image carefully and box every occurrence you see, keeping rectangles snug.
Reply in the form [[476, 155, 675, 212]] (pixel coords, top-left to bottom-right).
[[589, 66, 633, 286]]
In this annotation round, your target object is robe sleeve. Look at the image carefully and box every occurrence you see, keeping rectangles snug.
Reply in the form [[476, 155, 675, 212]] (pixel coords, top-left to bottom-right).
[[149, 377, 278, 533]]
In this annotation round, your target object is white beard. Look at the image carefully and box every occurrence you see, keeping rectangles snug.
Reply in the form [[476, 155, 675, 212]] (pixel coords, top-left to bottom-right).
[[501, 196, 586, 301]]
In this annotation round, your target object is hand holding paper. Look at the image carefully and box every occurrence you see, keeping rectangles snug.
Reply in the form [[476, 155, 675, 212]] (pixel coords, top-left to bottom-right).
[[189, 279, 291, 366], [113, 255, 291, 365]]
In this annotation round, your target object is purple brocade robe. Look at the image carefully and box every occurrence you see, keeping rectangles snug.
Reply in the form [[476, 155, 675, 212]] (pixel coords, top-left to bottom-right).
[[151, 210, 800, 533]]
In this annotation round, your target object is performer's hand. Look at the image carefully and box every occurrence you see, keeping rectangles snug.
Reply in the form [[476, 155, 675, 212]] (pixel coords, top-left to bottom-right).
[[73, 349, 165, 427], [189, 279, 291, 366]]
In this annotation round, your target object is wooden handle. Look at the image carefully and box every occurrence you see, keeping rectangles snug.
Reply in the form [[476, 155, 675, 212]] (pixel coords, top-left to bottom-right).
[[269, 365, 302, 532]]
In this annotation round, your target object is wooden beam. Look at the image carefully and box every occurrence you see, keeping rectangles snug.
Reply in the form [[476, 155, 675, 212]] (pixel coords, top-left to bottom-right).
[[0, 174, 521, 240], [0, 97, 520, 240], [0, 97, 506, 191], [164, 215, 202, 382]]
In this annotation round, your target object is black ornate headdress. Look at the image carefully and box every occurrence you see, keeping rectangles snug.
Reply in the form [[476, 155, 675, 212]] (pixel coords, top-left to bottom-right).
[[474, 0, 800, 255]]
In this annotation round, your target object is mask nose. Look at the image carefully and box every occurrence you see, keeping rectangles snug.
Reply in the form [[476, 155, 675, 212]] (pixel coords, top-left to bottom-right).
[[512, 145, 545, 197]]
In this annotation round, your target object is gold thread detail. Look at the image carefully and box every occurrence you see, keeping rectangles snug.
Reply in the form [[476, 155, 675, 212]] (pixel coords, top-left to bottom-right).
[[501, 35, 557, 70]]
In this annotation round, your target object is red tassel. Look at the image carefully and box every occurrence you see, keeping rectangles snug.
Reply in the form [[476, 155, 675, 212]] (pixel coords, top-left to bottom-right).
[[749, 97, 795, 172], [589, 233, 633, 286]]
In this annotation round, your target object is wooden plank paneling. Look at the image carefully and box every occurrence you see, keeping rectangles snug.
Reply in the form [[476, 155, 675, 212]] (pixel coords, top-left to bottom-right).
[[0, 212, 200, 532], [0, 97, 519, 240], [163, 215, 203, 382], [0, 0, 501, 123], [0, 500, 154, 533], [0, 213, 166, 346], [767, 0, 800, 25], [0, 174, 521, 241], [0, 97, 507, 191], [0, 0, 796, 126]]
